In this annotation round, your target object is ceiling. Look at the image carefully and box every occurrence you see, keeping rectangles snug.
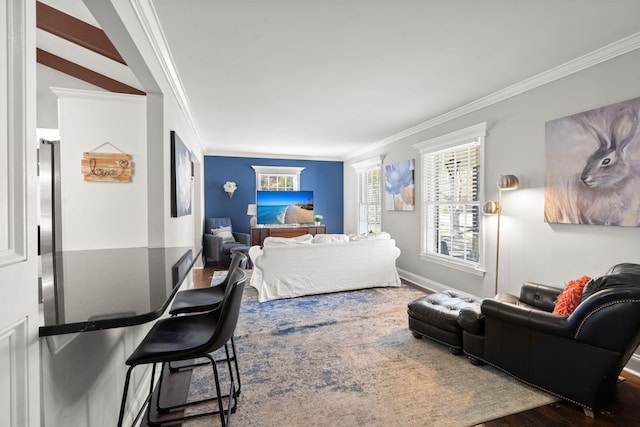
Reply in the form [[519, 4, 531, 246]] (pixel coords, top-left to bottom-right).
[[37, 0, 640, 160]]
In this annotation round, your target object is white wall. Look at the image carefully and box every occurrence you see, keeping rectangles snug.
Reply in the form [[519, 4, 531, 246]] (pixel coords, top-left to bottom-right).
[[55, 88, 148, 250], [36, 64, 104, 129], [102, 0, 204, 250], [36, 0, 208, 423], [345, 47, 640, 372], [347, 48, 640, 296], [36, 6, 204, 253], [161, 97, 201, 248], [41, 325, 151, 427]]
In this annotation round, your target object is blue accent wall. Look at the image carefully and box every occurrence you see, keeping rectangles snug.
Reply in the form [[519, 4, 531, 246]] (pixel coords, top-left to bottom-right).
[[204, 156, 344, 236]]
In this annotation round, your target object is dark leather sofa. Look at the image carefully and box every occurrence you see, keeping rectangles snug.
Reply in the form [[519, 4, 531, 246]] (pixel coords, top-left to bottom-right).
[[460, 263, 640, 414]]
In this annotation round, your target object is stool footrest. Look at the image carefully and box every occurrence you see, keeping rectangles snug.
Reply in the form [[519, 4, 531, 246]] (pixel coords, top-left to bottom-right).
[[408, 290, 482, 352]]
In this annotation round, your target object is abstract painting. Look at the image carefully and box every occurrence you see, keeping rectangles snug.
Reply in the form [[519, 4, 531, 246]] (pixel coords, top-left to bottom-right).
[[385, 159, 415, 211], [171, 131, 192, 217], [544, 96, 640, 226]]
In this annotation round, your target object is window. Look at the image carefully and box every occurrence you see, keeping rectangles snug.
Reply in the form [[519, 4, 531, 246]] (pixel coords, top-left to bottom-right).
[[352, 157, 382, 234], [252, 166, 304, 191], [413, 123, 486, 273], [260, 174, 294, 191]]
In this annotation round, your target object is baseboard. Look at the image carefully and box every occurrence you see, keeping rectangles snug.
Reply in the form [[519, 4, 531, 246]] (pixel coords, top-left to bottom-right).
[[624, 354, 640, 377], [398, 267, 640, 375], [397, 268, 462, 294]]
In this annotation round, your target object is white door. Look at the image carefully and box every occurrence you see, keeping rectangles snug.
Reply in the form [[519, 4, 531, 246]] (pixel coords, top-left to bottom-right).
[[0, 1, 40, 426]]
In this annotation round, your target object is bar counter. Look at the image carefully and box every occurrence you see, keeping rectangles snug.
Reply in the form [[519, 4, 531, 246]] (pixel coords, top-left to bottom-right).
[[39, 246, 200, 336]]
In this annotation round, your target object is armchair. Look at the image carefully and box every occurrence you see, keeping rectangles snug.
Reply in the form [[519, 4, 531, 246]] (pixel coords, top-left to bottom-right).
[[461, 263, 640, 414], [203, 218, 250, 266]]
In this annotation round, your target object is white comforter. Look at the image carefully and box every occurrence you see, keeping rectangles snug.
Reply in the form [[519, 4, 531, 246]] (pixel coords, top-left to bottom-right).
[[248, 234, 401, 302]]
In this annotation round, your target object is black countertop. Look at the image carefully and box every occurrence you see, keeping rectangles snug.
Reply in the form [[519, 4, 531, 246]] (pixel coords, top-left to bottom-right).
[[39, 246, 200, 336]]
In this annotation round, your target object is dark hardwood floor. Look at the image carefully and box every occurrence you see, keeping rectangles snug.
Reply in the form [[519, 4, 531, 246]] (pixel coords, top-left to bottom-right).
[[477, 373, 640, 426], [174, 266, 640, 426]]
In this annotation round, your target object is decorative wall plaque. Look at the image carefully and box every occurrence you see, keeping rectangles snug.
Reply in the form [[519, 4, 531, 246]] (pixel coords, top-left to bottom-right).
[[82, 152, 134, 182]]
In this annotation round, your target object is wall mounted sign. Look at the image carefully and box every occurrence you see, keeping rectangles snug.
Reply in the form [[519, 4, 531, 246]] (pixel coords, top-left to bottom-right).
[[81, 152, 134, 182]]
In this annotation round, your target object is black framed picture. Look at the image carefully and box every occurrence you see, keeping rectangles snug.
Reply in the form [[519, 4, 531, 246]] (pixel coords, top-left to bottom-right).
[[171, 131, 192, 217]]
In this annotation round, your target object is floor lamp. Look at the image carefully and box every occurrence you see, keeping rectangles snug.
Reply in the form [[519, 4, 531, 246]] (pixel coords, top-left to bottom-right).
[[482, 174, 519, 295]]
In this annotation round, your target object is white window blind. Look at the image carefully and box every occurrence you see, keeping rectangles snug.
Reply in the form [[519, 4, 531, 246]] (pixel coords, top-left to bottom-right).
[[414, 122, 486, 272], [353, 158, 382, 234], [423, 141, 480, 264]]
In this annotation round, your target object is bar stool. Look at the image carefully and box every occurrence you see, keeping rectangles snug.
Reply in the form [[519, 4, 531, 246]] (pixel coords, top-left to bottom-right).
[[167, 251, 247, 394], [169, 251, 247, 315], [117, 268, 246, 427]]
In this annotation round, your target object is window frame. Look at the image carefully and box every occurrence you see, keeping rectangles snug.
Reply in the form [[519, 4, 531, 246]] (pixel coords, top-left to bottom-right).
[[251, 165, 305, 191], [413, 123, 487, 275], [352, 157, 382, 234]]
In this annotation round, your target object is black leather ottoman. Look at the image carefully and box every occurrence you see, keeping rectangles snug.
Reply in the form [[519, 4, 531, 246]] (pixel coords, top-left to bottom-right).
[[408, 290, 482, 354]]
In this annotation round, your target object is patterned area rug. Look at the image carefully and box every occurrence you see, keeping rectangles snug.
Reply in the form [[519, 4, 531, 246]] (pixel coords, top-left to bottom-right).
[[185, 279, 556, 426]]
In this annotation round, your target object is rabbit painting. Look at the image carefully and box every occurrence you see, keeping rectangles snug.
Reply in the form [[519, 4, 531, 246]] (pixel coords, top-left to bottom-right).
[[545, 97, 640, 226]]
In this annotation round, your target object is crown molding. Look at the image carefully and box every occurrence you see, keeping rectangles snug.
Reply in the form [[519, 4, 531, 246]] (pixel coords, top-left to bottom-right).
[[413, 122, 486, 152], [346, 31, 640, 160], [50, 86, 146, 102], [351, 155, 383, 170], [208, 149, 344, 162], [129, 0, 205, 154]]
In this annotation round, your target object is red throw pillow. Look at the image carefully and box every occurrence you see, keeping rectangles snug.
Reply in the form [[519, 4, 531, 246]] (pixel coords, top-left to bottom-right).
[[552, 275, 592, 316]]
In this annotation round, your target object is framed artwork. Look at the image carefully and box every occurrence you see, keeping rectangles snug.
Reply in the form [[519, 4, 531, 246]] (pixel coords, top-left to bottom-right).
[[171, 131, 192, 217], [544, 96, 640, 226], [385, 159, 415, 211]]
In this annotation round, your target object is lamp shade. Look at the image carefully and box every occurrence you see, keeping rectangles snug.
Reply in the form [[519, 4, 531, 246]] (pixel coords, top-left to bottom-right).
[[497, 174, 519, 191], [247, 204, 257, 216], [482, 201, 500, 215]]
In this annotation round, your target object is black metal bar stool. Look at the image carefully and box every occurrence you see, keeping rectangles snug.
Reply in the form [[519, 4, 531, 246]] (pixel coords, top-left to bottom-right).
[[117, 268, 246, 427], [170, 251, 247, 315], [167, 251, 247, 395]]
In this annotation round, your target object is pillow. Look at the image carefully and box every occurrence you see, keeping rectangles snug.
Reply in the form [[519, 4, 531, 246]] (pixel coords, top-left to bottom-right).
[[263, 234, 313, 246], [211, 226, 236, 243], [348, 232, 391, 241], [552, 275, 592, 316], [311, 234, 349, 244]]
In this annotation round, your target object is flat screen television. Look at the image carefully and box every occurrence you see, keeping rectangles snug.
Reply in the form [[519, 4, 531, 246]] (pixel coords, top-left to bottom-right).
[[256, 191, 314, 225]]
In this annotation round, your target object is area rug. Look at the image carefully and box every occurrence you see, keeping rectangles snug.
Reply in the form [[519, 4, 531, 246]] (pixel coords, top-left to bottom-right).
[[184, 282, 557, 426]]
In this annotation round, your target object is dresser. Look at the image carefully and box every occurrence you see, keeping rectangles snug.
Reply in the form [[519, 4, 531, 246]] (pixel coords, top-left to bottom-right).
[[251, 225, 326, 246]]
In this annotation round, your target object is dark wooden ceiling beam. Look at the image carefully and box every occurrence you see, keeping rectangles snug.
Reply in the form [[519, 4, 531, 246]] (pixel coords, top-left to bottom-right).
[[36, 1, 126, 65], [37, 48, 145, 96]]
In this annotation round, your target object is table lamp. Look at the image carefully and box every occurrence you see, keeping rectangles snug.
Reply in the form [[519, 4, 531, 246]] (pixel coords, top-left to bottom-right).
[[247, 204, 257, 227]]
